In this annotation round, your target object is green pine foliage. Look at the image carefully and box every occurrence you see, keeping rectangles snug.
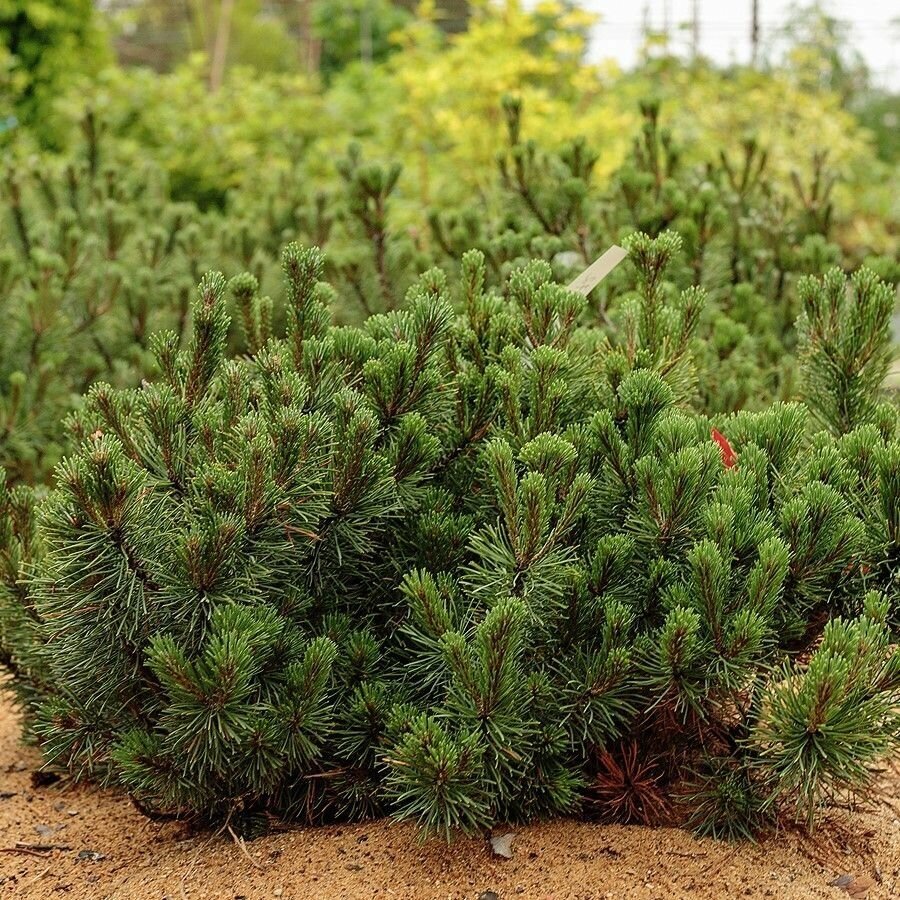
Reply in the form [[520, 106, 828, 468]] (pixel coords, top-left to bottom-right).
[[1, 238, 897, 841], [0, 131, 216, 483], [0, 126, 400, 484], [796, 266, 896, 435], [0, 0, 110, 145], [3, 98, 897, 486]]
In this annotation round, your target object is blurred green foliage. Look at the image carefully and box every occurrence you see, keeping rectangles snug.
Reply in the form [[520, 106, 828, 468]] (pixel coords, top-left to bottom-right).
[[110, 0, 300, 74], [55, 58, 325, 208], [0, 0, 110, 144], [23, 2, 892, 258], [313, 0, 411, 78]]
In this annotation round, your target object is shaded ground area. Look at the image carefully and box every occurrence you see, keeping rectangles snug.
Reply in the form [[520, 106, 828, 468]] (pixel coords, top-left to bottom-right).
[[0, 695, 898, 899]]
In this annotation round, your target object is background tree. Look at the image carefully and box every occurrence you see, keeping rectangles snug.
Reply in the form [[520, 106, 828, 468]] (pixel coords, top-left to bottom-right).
[[766, 2, 870, 104], [313, 0, 411, 79], [103, 0, 299, 80]]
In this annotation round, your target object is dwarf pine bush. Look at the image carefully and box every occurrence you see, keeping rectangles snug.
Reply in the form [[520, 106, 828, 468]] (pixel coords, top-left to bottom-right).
[[0, 237, 897, 840]]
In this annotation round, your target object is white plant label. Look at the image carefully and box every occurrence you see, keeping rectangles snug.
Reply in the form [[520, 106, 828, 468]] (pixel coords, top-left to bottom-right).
[[567, 245, 628, 295]]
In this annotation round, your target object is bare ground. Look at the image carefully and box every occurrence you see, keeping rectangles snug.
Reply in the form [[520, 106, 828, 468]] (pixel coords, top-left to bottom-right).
[[0, 695, 898, 900]]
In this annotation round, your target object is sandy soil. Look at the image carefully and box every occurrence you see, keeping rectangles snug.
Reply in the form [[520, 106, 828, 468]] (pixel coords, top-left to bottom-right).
[[0, 696, 898, 900]]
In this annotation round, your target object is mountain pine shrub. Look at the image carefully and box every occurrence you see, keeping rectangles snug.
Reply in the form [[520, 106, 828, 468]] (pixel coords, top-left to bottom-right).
[[1, 238, 897, 840]]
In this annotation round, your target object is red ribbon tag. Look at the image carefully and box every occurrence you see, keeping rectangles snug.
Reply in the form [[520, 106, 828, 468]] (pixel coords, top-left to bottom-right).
[[711, 428, 737, 469]]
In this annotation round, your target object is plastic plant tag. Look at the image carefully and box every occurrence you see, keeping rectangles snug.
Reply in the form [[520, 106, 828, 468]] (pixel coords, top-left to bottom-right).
[[566, 245, 628, 295]]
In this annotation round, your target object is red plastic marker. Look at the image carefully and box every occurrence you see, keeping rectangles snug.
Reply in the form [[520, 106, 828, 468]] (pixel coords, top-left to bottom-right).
[[711, 428, 737, 469]]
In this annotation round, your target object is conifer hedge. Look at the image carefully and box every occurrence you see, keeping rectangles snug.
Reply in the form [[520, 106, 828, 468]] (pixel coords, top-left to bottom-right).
[[1, 236, 897, 840]]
